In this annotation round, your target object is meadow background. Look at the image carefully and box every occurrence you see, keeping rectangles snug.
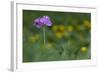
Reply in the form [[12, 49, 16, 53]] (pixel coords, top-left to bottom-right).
[[23, 10, 91, 62]]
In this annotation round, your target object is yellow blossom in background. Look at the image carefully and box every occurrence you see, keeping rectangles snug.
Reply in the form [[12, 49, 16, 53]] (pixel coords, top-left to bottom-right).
[[59, 25, 65, 32], [67, 25, 73, 32], [80, 47, 87, 52], [83, 20, 91, 28], [35, 34, 40, 40], [55, 32, 63, 38], [28, 36, 36, 43], [52, 25, 58, 32], [46, 43, 53, 49], [63, 32, 69, 37], [76, 25, 84, 31], [42, 43, 53, 49], [52, 24, 65, 39], [76, 25, 80, 31], [28, 34, 40, 43]]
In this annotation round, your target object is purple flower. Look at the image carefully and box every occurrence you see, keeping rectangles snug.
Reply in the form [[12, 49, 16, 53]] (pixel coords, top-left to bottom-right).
[[34, 16, 52, 28]]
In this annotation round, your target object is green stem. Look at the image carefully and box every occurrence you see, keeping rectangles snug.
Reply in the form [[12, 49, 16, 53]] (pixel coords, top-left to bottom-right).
[[43, 26, 46, 45]]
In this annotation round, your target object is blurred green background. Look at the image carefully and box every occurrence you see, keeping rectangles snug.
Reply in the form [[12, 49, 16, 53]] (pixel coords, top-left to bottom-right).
[[23, 10, 91, 62]]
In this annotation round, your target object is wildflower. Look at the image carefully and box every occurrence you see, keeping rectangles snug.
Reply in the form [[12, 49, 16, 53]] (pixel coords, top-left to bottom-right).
[[59, 25, 65, 32], [52, 25, 58, 32], [35, 34, 40, 40], [83, 20, 91, 28], [28, 35, 36, 43], [34, 16, 52, 45], [34, 16, 52, 28], [76, 25, 85, 31], [46, 43, 53, 48], [52, 24, 65, 38], [41, 43, 53, 49], [63, 32, 69, 37], [80, 47, 87, 52], [52, 25, 65, 32], [28, 34, 40, 43], [67, 25, 73, 32], [55, 32, 63, 38]]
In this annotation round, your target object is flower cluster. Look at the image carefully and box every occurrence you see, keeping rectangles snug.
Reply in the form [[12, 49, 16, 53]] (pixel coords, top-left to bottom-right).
[[52, 25, 65, 38], [34, 16, 52, 28], [52, 24, 74, 38]]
